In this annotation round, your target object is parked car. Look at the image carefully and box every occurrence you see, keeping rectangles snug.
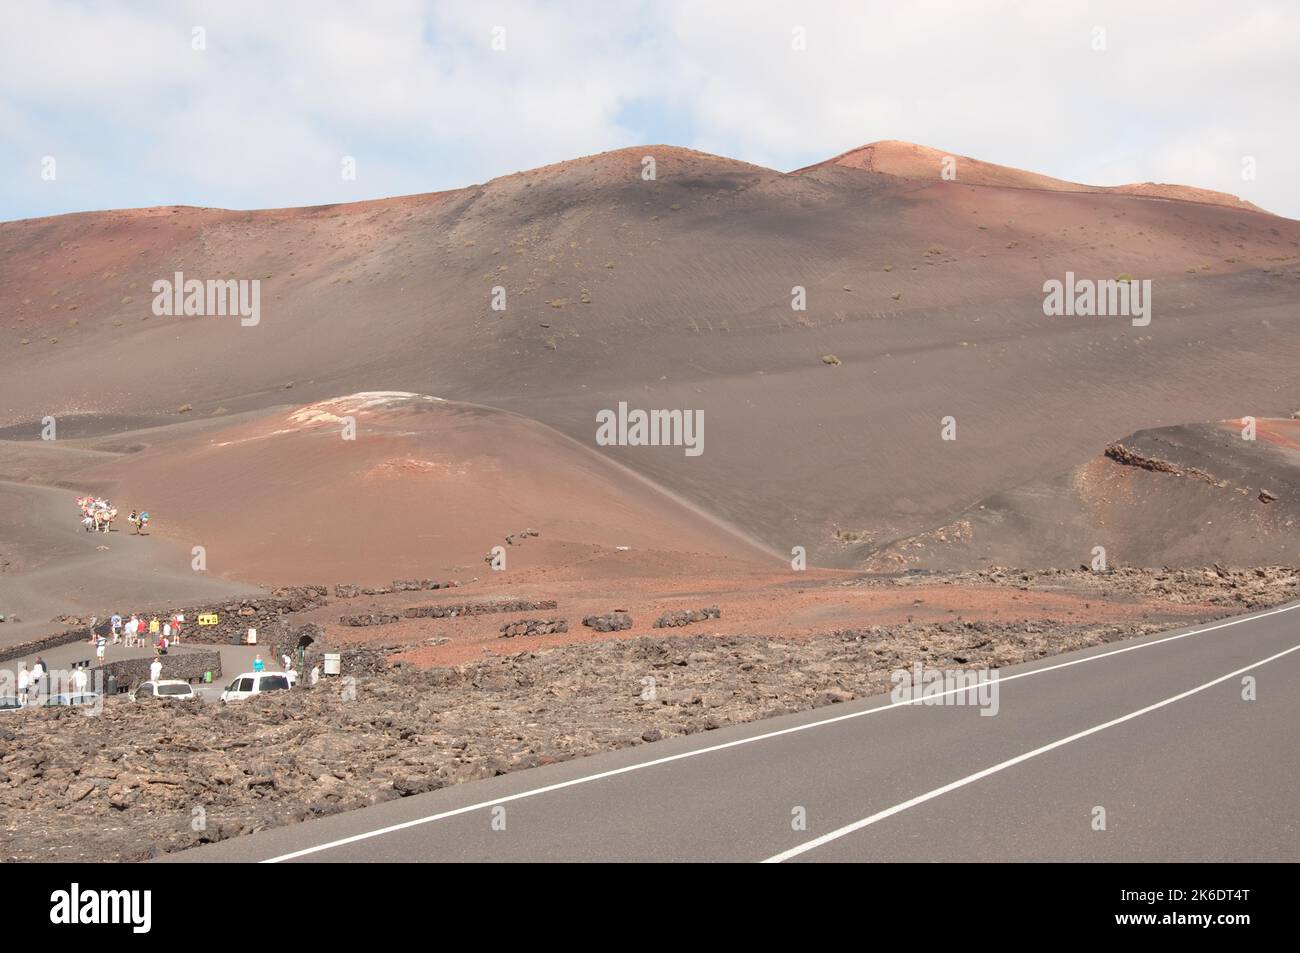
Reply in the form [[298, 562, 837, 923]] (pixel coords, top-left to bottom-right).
[[0, 696, 25, 712], [220, 672, 291, 702], [132, 680, 196, 701]]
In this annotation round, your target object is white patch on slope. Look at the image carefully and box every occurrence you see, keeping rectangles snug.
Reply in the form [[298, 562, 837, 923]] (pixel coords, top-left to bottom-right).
[[213, 392, 444, 446], [288, 392, 444, 426]]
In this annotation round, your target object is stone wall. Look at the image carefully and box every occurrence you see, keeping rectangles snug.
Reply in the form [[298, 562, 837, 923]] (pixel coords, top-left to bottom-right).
[[403, 599, 557, 619], [653, 607, 722, 628], [171, 587, 329, 645], [499, 618, 568, 638], [339, 599, 561, 627], [0, 629, 86, 664], [261, 622, 331, 671], [97, 650, 223, 692], [338, 614, 402, 627], [18, 587, 329, 651], [583, 612, 633, 632], [335, 580, 457, 598]]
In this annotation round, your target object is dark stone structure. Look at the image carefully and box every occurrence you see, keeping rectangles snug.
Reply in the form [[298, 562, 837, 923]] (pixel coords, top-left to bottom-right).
[[498, 618, 568, 638], [97, 649, 223, 692], [653, 607, 722, 629], [335, 580, 457, 598], [0, 629, 86, 663], [582, 612, 633, 632], [404, 599, 556, 619], [338, 614, 402, 627]]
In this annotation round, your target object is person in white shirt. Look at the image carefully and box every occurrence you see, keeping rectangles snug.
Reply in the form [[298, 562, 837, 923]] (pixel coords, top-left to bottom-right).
[[72, 666, 88, 692], [17, 665, 29, 702], [149, 658, 162, 683], [30, 658, 45, 699]]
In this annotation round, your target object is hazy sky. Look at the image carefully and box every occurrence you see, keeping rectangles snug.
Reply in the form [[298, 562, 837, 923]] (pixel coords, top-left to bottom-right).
[[3, 0, 1296, 221]]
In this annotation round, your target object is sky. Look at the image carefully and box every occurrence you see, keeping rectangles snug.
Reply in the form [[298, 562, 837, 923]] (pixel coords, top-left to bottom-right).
[[2, 0, 1297, 222]]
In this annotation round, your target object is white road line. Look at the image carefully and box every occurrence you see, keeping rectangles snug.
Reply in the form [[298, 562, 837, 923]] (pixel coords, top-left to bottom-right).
[[262, 600, 1299, 862], [763, 640, 1300, 862]]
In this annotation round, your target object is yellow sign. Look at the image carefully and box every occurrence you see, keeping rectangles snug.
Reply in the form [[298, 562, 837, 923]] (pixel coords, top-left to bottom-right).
[[198, 613, 219, 626]]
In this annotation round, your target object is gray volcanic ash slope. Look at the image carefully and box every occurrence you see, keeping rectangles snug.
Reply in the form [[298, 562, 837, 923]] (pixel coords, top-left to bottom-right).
[[2, 142, 1297, 569]]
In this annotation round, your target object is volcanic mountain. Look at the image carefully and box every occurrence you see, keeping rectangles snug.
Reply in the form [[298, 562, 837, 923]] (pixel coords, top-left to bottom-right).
[[799, 140, 1270, 212], [1, 140, 1297, 579]]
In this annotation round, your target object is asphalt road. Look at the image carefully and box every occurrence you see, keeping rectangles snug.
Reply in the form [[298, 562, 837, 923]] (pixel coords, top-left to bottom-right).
[[168, 600, 1300, 863]]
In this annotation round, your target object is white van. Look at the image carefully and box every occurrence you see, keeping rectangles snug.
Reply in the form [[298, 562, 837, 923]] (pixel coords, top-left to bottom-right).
[[220, 671, 291, 702]]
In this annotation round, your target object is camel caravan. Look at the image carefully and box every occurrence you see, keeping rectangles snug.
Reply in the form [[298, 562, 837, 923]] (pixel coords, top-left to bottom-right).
[[77, 496, 115, 534], [76, 496, 150, 535]]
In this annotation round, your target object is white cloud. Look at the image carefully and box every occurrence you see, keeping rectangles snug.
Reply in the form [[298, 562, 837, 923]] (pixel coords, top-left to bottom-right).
[[1, 0, 1296, 218]]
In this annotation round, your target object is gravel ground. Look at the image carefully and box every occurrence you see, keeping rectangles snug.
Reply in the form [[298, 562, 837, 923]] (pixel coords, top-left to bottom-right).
[[1, 566, 1294, 862]]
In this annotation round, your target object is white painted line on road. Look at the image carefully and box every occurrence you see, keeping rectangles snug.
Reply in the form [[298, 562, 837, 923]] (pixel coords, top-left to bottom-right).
[[763, 640, 1300, 862], [262, 600, 1299, 862]]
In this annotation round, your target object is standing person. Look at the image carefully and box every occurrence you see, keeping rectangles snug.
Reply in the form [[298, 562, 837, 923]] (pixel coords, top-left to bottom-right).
[[110, 613, 122, 643], [149, 657, 162, 683], [281, 653, 292, 672], [87, 616, 98, 644], [148, 616, 160, 639], [17, 664, 29, 704], [252, 654, 264, 673], [30, 657, 45, 700], [72, 665, 88, 693], [162, 620, 171, 642], [96, 634, 107, 664], [172, 613, 184, 642]]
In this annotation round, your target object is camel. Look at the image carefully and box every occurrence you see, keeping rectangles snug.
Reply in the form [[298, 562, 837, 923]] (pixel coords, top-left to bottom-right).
[[77, 496, 115, 532]]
